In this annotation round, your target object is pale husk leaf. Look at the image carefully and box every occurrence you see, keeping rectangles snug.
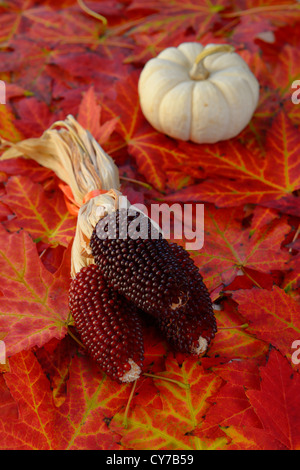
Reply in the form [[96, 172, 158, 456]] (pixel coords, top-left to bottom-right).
[[0, 115, 120, 206], [71, 189, 130, 278], [0, 115, 122, 276]]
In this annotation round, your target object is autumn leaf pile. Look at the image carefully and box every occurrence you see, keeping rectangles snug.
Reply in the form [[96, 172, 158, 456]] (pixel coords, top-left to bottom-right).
[[0, 0, 299, 451]]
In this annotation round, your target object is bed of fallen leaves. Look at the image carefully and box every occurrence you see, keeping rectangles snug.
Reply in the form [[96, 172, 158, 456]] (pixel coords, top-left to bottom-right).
[[0, 0, 299, 451]]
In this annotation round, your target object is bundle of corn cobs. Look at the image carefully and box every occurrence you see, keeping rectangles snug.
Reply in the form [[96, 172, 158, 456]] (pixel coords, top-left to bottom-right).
[[0, 116, 217, 384]]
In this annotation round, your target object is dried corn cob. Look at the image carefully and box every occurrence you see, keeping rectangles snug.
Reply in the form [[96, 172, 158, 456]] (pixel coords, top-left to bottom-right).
[[158, 307, 217, 355], [69, 263, 144, 383], [89, 208, 217, 357], [90, 208, 190, 317], [169, 242, 214, 318], [156, 243, 216, 354]]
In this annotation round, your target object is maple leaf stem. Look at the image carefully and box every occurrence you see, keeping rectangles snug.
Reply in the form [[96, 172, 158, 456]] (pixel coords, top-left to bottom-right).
[[67, 326, 86, 349], [289, 224, 300, 253], [218, 323, 249, 330], [39, 248, 47, 259], [123, 379, 138, 429], [120, 175, 152, 190], [77, 0, 107, 26], [143, 372, 190, 390], [189, 45, 234, 80], [66, 310, 86, 349], [222, 4, 300, 18], [66, 311, 86, 348], [240, 266, 263, 289], [66, 310, 75, 327]]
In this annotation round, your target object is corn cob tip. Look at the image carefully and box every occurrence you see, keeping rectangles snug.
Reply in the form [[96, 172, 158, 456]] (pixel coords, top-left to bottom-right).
[[69, 264, 144, 383], [120, 358, 142, 383], [190, 336, 208, 356]]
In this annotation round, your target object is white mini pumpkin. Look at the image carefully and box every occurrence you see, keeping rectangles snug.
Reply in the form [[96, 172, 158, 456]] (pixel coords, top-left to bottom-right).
[[138, 43, 259, 144]]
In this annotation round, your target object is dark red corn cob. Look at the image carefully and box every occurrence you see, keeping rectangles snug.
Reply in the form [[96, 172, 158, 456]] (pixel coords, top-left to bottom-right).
[[157, 243, 217, 355], [90, 208, 190, 317], [158, 307, 217, 355], [168, 242, 214, 318], [69, 263, 144, 383], [89, 207, 217, 358]]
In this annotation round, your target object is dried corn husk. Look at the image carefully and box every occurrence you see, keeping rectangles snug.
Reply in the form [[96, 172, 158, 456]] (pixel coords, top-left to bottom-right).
[[0, 115, 125, 278], [0, 115, 120, 204], [71, 188, 129, 278]]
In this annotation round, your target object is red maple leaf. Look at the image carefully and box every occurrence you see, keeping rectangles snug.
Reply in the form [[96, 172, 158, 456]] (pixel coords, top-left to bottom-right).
[[166, 111, 300, 207], [232, 286, 300, 366], [0, 228, 70, 356], [246, 348, 300, 450]]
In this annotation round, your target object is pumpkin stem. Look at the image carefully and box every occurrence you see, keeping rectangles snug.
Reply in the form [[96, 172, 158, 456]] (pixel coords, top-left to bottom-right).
[[189, 44, 234, 81]]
